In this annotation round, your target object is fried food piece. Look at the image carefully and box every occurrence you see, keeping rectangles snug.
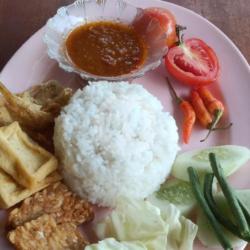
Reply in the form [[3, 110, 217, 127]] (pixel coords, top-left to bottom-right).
[[8, 182, 94, 228], [0, 122, 58, 188], [0, 98, 13, 126], [18, 80, 73, 116], [0, 170, 61, 209], [8, 214, 88, 250], [0, 82, 54, 130], [0, 80, 73, 130]]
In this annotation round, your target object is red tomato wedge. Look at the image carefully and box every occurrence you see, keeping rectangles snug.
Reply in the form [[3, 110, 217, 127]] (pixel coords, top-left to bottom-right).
[[165, 38, 220, 86], [132, 7, 177, 47]]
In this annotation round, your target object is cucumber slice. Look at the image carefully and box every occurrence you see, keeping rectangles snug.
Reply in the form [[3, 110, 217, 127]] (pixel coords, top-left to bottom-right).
[[147, 179, 196, 216], [172, 145, 250, 181], [197, 190, 250, 248]]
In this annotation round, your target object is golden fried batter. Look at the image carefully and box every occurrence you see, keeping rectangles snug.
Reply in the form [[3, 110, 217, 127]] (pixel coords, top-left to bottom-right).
[[0, 170, 61, 209], [0, 122, 58, 188], [8, 182, 94, 228], [8, 214, 88, 250], [0, 80, 73, 130]]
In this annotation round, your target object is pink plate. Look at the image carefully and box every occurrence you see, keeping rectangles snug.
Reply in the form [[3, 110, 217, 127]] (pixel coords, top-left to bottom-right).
[[0, 0, 250, 249]]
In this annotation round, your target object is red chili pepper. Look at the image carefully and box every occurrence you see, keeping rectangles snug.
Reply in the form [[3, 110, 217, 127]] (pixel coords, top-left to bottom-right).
[[190, 90, 213, 128], [166, 77, 196, 144], [197, 87, 224, 114], [197, 87, 232, 142]]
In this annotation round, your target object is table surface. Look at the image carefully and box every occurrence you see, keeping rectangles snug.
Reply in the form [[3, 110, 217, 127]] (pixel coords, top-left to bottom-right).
[[0, 0, 249, 70]]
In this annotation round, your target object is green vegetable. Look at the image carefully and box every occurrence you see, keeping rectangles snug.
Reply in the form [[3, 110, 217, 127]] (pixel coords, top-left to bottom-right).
[[172, 145, 250, 181], [204, 173, 241, 239], [197, 208, 247, 249], [93, 197, 197, 250], [197, 189, 250, 248], [85, 238, 146, 250], [188, 167, 233, 250], [209, 153, 250, 239], [148, 179, 196, 215]]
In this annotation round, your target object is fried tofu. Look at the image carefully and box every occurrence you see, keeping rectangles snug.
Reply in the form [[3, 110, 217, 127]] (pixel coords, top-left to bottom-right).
[[0, 170, 61, 209], [8, 214, 88, 250], [8, 182, 94, 228], [0, 122, 58, 188]]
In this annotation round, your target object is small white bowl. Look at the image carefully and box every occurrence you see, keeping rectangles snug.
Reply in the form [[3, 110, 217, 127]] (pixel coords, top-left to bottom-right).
[[43, 0, 168, 81]]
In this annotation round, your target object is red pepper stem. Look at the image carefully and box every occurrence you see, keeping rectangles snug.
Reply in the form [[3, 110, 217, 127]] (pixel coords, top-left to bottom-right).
[[212, 123, 233, 131], [200, 109, 224, 142], [166, 77, 182, 105]]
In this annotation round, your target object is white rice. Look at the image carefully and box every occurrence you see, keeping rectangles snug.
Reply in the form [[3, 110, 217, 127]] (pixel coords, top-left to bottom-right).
[[54, 81, 179, 207]]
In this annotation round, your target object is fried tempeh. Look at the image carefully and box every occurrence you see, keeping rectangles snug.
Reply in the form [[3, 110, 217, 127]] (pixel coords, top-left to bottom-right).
[[8, 182, 94, 228], [0, 122, 58, 188], [0, 170, 61, 209], [8, 214, 88, 250]]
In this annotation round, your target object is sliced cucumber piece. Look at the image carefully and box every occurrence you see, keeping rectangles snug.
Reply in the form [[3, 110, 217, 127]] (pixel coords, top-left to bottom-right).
[[172, 145, 250, 181], [197, 190, 250, 248], [147, 179, 196, 216]]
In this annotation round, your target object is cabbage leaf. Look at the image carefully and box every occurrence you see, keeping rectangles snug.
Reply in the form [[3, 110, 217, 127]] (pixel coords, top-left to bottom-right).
[[88, 198, 197, 250]]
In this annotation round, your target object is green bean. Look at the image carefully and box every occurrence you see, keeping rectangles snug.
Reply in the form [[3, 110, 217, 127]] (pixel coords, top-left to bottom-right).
[[209, 153, 250, 238], [204, 173, 250, 241], [238, 198, 250, 227], [188, 167, 233, 250]]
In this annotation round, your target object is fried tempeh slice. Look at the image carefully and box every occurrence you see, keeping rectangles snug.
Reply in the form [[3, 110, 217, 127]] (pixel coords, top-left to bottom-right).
[[8, 182, 94, 228], [0, 170, 61, 209], [0, 122, 58, 188], [8, 214, 88, 250]]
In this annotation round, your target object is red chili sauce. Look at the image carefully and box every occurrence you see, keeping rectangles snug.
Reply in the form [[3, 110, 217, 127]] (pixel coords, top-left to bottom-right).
[[65, 21, 147, 77]]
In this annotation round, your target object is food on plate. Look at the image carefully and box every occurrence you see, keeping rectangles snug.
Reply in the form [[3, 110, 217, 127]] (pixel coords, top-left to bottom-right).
[[188, 153, 250, 249], [205, 154, 250, 240], [90, 198, 197, 250], [0, 170, 61, 209], [8, 182, 94, 228], [0, 80, 72, 130], [188, 166, 233, 249], [191, 87, 231, 142], [148, 178, 196, 215], [85, 238, 147, 250], [196, 86, 231, 142], [165, 37, 220, 86], [166, 77, 196, 144], [54, 81, 179, 206], [0, 122, 58, 188], [172, 145, 250, 181], [0, 98, 13, 126], [8, 214, 88, 250], [19, 80, 73, 116], [197, 202, 247, 249], [191, 90, 213, 128], [132, 7, 177, 47], [65, 21, 147, 77]]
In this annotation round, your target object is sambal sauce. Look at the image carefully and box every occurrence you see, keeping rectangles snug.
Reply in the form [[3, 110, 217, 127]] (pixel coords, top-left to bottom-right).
[[65, 21, 147, 77]]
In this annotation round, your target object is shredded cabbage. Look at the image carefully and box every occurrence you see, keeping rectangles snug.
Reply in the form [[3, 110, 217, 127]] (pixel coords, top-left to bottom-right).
[[87, 198, 197, 250]]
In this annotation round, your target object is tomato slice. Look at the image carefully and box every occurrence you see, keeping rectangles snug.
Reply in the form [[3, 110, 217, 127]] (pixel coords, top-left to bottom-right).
[[132, 7, 177, 47], [165, 38, 219, 86]]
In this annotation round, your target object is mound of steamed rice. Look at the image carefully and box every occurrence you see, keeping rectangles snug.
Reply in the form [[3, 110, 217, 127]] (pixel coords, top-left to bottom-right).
[[54, 81, 179, 207]]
